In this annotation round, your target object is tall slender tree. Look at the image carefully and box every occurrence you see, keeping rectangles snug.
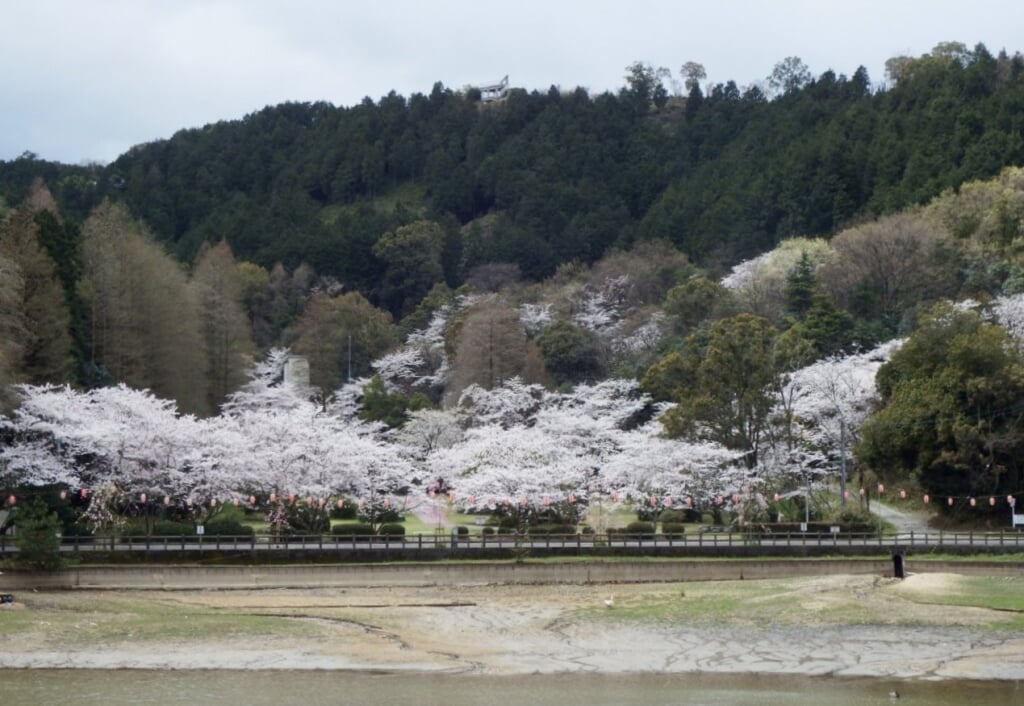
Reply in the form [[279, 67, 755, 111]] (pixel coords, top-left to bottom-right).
[[191, 241, 256, 411], [0, 208, 74, 385], [78, 200, 208, 413]]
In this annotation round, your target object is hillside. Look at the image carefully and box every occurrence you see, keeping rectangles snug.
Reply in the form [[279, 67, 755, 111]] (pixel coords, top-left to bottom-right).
[[2, 44, 1024, 528]]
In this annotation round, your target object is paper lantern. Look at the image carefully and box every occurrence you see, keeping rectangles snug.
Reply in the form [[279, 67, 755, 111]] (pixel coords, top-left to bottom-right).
[[877, 483, 885, 494], [568, 494, 576, 504], [210, 498, 218, 508], [948, 497, 954, 506], [336, 499, 344, 509], [970, 497, 976, 507], [923, 494, 930, 504], [250, 495, 257, 506], [773, 493, 781, 502], [989, 497, 996, 507], [649, 496, 657, 507], [80, 488, 89, 499], [140, 493, 147, 503], [843, 490, 849, 500], [269, 493, 277, 503], [731, 493, 740, 504], [899, 489, 906, 499], [6, 494, 15, 506], [859, 488, 865, 496], [233, 498, 240, 507], [685, 496, 693, 507], [665, 497, 673, 507], [163, 496, 171, 506], [59, 490, 67, 500], [305, 496, 313, 506]]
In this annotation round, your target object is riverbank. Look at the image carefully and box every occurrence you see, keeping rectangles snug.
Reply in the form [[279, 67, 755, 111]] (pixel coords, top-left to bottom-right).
[[2, 572, 1022, 680]]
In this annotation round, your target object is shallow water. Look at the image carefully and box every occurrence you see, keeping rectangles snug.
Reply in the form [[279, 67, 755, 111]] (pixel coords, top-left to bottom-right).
[[0, 670, 1019, 706]]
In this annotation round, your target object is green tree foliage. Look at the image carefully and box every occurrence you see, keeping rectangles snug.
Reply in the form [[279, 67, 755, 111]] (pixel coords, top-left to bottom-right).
[[2, 43, 1022, 293], [858, 304, 1024, 514], [657, 314, 783, 466], [372, 219, 445, 317], [785, 251, 816, 320], [359, 375, 429, 428], [12, 497, 65, 570], [536, 320, 605, 385], [663, 277, 732, 333]]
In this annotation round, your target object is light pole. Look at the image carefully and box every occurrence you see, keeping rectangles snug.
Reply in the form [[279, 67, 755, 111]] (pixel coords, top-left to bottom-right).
[[839, 417, 847, 506]]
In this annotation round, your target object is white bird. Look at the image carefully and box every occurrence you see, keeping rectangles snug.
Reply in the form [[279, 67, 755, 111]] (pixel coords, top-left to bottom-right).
[[603, 596, 614, 608], [889, 690, 900, 699]]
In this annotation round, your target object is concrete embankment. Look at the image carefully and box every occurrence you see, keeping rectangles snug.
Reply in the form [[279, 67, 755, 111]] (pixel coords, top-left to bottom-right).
[[3, 558, 1021, 590]]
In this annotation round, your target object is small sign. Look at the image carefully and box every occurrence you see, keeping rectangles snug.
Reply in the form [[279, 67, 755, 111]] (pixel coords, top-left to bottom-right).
[[800, 522, 808, 532], [830, 526, 840, 534], [196, 525, 205, 535]]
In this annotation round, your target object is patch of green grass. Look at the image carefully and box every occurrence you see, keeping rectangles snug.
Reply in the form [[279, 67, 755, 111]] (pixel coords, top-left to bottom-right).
[[6, 594, 324, 646], [319, 183, 427, 225], [902, 576, 1024, 612]]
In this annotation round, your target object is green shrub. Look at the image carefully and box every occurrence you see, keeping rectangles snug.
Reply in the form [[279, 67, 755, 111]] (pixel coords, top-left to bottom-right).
[[455, 525, 469, 536], [151, 520, 194, 536], [330, 502, 357, 520], [527, 523, 576, 536], [331, 523, 374, 537], [624, 521, 655, 539], [659, 509, 687, 523], [205, 518, 254, 537], [62, 523, 93, 538], [661, 522, 686, 538], [378, 523, 406, 537], [481, 527, 495, 536]]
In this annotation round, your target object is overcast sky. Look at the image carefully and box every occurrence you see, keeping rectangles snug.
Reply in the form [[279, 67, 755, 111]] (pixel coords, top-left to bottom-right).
[[3, 0, 1022, 165]]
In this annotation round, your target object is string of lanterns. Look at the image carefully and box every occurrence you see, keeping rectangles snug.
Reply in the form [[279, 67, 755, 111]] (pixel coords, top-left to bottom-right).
[[3, 486, 1020, 510]]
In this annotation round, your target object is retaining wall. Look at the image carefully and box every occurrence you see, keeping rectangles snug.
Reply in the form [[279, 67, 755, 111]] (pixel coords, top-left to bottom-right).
[[3, 558, 1021, 591]]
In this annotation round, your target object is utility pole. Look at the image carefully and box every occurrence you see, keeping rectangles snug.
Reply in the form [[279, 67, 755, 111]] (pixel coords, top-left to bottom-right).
[[840, 417, 847, 506]]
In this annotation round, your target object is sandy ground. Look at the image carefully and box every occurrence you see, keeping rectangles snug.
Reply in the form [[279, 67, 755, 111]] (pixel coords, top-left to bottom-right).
[[1, 572, 1022, 680]]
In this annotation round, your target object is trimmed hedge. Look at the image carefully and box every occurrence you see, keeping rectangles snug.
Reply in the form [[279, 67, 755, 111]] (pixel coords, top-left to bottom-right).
[[609, 521, 655, 539], [378, 523, 406, 537], [661, 522, 686, 539], [205, 519, 255, 537], [526, 524, 577, 536], [331, 523, 374, 537], [151, 520, 194, 536]]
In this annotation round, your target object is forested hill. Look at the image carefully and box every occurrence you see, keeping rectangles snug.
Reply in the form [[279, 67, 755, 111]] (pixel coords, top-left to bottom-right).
[[3, 42, 1024, 307]]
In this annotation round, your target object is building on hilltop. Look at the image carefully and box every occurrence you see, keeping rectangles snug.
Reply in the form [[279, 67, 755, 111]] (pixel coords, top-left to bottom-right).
[[477, 75, 510, 103]]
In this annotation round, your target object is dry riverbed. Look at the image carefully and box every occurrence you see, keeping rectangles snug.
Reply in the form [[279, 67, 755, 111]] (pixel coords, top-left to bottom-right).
[[1, 572, 1022, 680]]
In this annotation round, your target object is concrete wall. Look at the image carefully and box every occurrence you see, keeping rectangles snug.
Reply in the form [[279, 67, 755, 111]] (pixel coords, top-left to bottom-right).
[[3, 558, 1020, 591]]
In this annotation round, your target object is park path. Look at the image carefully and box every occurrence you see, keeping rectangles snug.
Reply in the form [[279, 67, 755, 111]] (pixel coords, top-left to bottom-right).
[[870, 500, 934, 534]]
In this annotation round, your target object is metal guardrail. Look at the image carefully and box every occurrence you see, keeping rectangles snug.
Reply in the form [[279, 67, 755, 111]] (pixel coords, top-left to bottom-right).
[[2, 529, 1023, 555]]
